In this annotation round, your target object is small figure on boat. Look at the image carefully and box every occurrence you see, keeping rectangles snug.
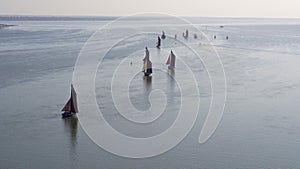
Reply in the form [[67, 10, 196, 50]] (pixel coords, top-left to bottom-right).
[[161, 31, 166, 39], [142, 47, 153, 76], [174, 34, 177, 39], [156, 36, 161, 48], [214, 35, 216, 39], [226, 36, 229, 40], [61, 84, 78, 118], [166, 50, 176, 70]]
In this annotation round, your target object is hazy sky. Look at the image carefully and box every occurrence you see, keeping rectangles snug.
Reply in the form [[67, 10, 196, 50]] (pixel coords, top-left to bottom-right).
[[1, 0, 300, 18]]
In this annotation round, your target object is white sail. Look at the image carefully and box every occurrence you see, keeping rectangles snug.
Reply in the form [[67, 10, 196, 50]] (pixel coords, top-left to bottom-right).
[[168, 50, 176, 69]]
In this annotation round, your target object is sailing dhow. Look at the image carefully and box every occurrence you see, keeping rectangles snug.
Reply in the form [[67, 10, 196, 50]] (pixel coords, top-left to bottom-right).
[[166, 50, 176, 70], [156, 36, 161, 48], [161, 31, 166, 39], [61, 84, 78, 118], [142, 47, 153, 76]]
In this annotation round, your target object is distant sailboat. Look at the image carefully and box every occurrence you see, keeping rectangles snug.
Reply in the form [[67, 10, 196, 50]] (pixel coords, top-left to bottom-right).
[[166, 50, 176, 70], [183, 29, 189, 39], [61, 84, 78, 118], [142, 47, 153, 76], [161, 31, 166, 39], [185, 29, 189, 38], [156, 36, 161, 48], [193, 34, 198, 39]]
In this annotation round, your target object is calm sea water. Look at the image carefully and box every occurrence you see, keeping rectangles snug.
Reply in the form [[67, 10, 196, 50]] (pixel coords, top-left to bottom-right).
[[1, 16, 300, 168]]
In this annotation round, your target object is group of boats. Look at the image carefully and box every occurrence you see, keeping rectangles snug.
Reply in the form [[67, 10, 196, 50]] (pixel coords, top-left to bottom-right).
[[144, 31, 177, 77], [61, 31, 177, 118], [61, 28, 230, 118], [142, 46, 176, 77]]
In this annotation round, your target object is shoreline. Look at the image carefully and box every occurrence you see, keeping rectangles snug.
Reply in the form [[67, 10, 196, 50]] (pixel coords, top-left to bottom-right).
[[0, 24, 16, 28]]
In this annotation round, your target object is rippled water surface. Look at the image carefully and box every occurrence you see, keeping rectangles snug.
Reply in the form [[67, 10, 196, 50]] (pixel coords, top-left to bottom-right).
[[1, 16, 300, 168]]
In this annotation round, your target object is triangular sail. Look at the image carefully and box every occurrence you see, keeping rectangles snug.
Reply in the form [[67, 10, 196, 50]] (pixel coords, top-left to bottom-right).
[[143, 60, 152, 72], [143, 47, 149, 62], [170, 51, 176, 68], [70, 84, 78, 113], [142, 47, 152, 76], [156, 36, 161, 48], [166, 55, 170, 65], [62, 98, 71, 112], [143, 60, 148, 72], [61, 84, 78, 113], [167, 51, 176, 69]]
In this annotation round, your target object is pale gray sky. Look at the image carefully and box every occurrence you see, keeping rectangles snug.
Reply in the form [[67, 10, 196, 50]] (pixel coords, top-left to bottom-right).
[[0, 0, 300, 18]]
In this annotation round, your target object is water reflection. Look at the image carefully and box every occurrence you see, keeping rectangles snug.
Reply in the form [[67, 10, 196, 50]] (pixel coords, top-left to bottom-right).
[[168, 67, 175, 73], [143, 76, 152, 92], [143, 76, 152, 110], [63, 116, 78, 167], [167, 70, 176, 103], [63, 116, 78, 147]]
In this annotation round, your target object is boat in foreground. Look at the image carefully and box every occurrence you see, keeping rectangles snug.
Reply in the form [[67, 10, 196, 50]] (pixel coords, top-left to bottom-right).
[[166, 50, 176, 70], [61, 84, 78, 118], [142, 47, 153, 76]]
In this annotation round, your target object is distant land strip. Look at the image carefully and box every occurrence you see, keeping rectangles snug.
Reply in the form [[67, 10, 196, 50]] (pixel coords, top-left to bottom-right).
[[0, 24, 16, 28]]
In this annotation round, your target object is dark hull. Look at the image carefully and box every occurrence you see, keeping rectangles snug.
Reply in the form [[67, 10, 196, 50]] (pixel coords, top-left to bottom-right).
[[144, 68, 152, 76], [144, 73, 151, 76], [62, 111, 76, 118], [168, 65, 175, 70]]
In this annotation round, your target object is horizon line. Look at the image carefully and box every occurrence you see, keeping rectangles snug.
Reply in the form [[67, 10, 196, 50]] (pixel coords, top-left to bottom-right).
[[1, 14, 300, 20]]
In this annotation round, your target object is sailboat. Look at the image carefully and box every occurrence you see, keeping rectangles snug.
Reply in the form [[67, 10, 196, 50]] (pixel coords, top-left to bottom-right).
[[142, 47, 153, 76], [166, 50, 176, 70], [156, 36, 161, 48], [61, 84, 78, 118], [183, 29, 189, 39], [186, 29, 189, 38], [161, 31, 166, 39]]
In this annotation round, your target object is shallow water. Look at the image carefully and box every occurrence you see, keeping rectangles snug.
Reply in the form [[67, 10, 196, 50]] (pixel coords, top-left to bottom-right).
[[0, 16, 300, 168]]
